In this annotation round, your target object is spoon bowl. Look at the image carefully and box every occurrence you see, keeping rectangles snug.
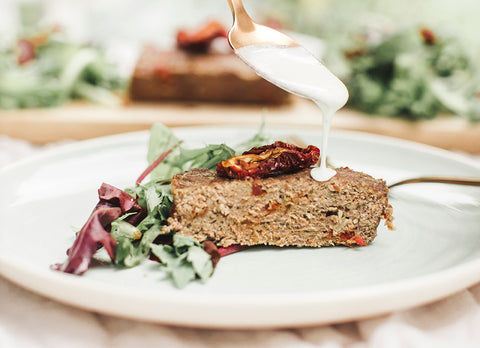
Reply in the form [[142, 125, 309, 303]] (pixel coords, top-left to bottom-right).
[[226, 0, 299, 49]]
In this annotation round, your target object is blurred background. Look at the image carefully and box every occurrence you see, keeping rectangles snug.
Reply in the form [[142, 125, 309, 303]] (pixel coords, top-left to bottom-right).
[[0, 0, 479, 150]]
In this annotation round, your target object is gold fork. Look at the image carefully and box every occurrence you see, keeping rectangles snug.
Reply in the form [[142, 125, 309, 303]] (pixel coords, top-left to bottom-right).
[[388, 176, 480, 188]]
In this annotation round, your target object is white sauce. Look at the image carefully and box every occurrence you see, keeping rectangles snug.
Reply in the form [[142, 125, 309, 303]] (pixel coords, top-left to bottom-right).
[[235, 45, 349, 181]]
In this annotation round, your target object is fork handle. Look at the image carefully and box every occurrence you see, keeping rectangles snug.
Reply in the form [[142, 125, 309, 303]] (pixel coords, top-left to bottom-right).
[[389, 176, 480, 188]]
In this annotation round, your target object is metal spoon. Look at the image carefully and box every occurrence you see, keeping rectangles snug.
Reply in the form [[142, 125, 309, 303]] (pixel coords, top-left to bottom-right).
[[226, 0, 299, 49], [226, 3, 480, 190]]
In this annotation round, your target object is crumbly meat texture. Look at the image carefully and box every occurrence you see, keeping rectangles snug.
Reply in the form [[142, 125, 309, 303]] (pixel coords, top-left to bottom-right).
[[129, 46, 290, 105], [163, 167, 394, 247]]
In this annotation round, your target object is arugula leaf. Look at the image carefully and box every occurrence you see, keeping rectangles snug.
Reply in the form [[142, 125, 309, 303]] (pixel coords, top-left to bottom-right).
[[113, 180, 173, 267], [145, 119, 270, 182], [110, 218, 142, 240], [187, 247, 214, 280], [145, 124, 183, 181], [176, 144, 235, 171], [114, 225, 164, 268], [126, 180, 173, 233], [150, 234, 214, 288], [145, 123, 236, 182]]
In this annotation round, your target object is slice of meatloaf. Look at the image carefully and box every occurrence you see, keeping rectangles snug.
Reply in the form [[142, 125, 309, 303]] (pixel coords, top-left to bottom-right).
[[163, 167, 394, 247]]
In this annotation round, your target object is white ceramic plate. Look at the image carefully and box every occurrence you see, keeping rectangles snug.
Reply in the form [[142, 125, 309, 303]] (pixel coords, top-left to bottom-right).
[[1, 126, 479, 329]]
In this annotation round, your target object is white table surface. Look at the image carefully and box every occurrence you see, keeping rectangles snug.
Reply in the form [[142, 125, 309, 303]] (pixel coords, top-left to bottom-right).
[[1, 134, 480, 348]]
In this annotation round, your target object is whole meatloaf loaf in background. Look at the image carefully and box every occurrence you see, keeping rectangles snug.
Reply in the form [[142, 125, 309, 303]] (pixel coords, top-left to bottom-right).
[[129, 21, 290, 105], [163, 167, 394, 248]]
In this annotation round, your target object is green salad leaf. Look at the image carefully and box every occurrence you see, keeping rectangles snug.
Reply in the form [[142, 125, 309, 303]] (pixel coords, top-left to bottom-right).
[[113, 180, 173, 268], [145, 120, 271, 181], [114, 225, 164, 268], [150, 234, 214, 289]]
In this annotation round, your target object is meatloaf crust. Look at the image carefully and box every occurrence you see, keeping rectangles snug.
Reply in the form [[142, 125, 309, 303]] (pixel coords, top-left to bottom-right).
[[164, 167, 394, 247]]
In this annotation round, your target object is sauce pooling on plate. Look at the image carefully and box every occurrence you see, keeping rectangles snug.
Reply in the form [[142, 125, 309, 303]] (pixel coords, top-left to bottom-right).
[[235, 45, 349, 181]]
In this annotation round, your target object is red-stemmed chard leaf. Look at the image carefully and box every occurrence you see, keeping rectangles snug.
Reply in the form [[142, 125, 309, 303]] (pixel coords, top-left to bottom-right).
[[97, 183, 146, 226], [218, 244, 249, 257], [202, 241, 221, 268], [136, 142, 181, 186], [202, 242, 248, 269], [52, 183, 146, 275]]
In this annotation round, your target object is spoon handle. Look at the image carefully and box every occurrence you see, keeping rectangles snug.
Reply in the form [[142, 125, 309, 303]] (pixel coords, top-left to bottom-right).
[[226, 0, 254, 30], [389, 176, 480, 188], [226, 0, 242, 16]]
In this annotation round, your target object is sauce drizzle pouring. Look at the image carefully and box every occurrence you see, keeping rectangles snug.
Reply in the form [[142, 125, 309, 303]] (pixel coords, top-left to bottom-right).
[[235, 44, 349, 181]]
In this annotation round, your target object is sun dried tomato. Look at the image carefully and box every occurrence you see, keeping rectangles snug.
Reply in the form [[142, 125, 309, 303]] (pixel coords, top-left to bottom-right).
[[17, 39, 36, 65], [176, 21, 228, 53], [216, 141, 320, 179], [16, 32, 51, 65], [420, 27, 436, 45]]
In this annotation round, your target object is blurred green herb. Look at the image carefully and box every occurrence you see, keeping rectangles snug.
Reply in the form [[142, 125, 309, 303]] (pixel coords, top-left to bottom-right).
[[0, 31, 125, 110], [342, 28, 480, 120]]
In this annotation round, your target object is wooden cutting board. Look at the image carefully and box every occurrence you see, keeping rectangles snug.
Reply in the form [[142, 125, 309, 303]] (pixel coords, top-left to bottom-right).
[[1, 98, 479, 153]]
